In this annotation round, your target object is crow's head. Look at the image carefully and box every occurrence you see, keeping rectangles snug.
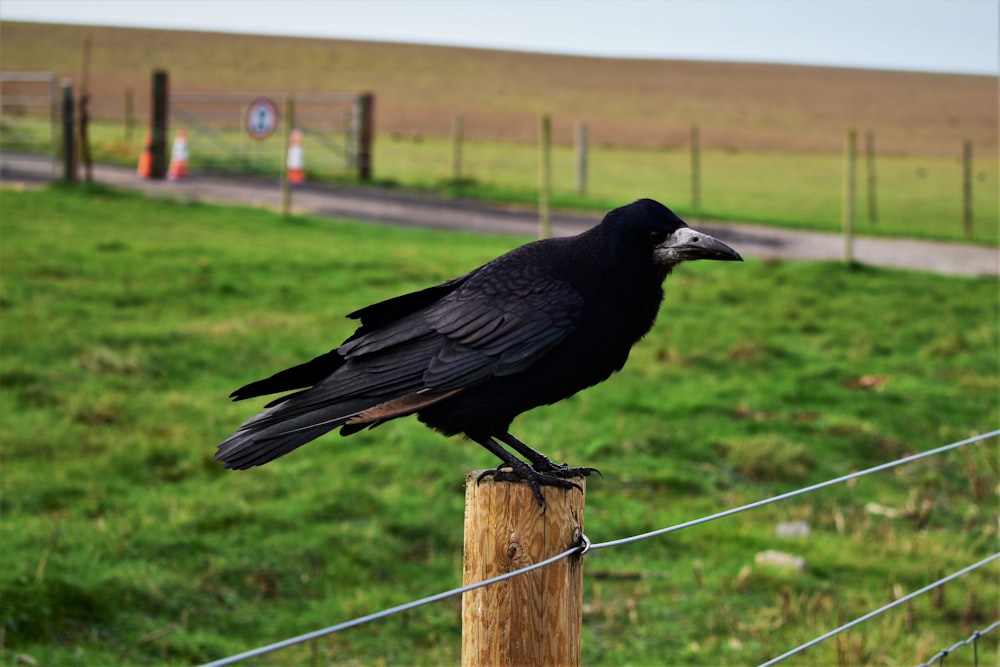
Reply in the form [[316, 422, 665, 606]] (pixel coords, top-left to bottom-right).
[[609, 198, 742, 268]]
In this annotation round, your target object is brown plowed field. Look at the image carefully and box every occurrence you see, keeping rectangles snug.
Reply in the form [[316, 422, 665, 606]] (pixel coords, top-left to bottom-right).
[[1, 21, 996, 156]]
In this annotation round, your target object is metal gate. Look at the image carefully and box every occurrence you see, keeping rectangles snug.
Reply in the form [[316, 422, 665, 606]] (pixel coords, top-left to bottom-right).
[[0, 72, 59, 169], [168, 92, 368, 179]]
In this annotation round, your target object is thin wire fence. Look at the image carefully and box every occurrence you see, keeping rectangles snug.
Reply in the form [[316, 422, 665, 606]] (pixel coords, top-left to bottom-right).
[[759, 553, 1000, 667], [199, 542, 586, 667], [915, 620, 1000, 667], [199, 429, 1000, 667]]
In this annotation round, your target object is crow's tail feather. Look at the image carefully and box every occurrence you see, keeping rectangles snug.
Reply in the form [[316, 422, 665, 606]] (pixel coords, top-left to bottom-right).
[[230, 351, 344, 402], [214, 397, 373, 469]]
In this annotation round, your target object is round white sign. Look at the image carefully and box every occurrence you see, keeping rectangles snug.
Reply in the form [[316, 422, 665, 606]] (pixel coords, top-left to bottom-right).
[[246, 98, 279, 141]]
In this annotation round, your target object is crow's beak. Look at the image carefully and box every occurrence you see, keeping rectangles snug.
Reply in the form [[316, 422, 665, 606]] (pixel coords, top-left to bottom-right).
[[655, 226, 743, 264]]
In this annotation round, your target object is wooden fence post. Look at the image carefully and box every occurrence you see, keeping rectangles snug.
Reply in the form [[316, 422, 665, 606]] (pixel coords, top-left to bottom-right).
[[60, 79, 76, 183], [452, 113, 464, 183], [462, 473, 586, 667], [962, 140, 973, 238], [575, 123, 588, 195], [690, 125, 701, 210], [538, 114, 552, 239], [124, 88, 134, 144], [49, 74, 59, 175], [79, 34, 92, 183], [843, 128, 857, 265], [357, 92, 375, 182], [78, 92, 92, 183], [150, 69, 169, 179], [281, 96, 295, 218], [865, 130, 877, 226]]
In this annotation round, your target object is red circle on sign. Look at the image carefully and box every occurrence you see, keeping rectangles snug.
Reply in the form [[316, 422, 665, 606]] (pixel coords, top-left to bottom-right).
[[246, 98, 279, 141]]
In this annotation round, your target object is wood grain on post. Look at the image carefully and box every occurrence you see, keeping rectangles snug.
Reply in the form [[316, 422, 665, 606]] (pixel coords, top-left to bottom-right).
[[461, 472, 586, 667]]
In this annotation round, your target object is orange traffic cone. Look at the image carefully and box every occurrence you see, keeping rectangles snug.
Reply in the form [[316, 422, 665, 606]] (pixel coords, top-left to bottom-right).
[[167, 130, 189, 180], [287, 128, 304, 185], [137, 135, 152, 178]]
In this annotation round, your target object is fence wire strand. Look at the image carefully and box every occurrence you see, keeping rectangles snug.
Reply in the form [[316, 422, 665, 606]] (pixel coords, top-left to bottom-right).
[[199, 543, 585, 667], [757, 553, 1000, 667], [588, 430, 998, 552], [199, 429, 999, 667], [914, 620, 1000, 667]]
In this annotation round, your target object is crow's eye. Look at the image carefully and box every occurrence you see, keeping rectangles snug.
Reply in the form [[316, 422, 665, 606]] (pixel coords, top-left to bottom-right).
[[649, 231, 667, 244]]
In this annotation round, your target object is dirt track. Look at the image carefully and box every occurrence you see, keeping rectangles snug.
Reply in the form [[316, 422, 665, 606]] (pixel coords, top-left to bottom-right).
[[2, 152, 997, 277]]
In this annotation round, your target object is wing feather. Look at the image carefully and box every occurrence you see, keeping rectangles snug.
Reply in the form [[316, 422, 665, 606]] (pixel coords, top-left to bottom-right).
[[217, 242, 586, 469]]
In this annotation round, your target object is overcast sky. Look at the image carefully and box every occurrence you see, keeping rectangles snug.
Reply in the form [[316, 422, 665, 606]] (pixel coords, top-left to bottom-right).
[[2, 0, 997, 75]]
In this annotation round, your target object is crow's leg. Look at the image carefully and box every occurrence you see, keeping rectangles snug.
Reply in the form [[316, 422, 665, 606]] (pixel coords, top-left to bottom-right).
[[472, 435, 585, 509], [497, 432, 602, 479]]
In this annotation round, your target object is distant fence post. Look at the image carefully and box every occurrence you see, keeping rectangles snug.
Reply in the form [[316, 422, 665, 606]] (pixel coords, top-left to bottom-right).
[[575, 123, 588, 195], [690, 125, 701, 210], [962, 140, 973, 238], [461, 473, 585, 667], [60, 79, 76, 183], [357, 92, 374, 182], [452, 113, 464, 182], [150, 70, 169, 179], [79, 35, 92, 183], [864, 130, 877, 226], [538, 114, 552, 239], [48, 74, 59, 175], [124, 88, 135, 144], [843, 128, 857, 265], [78, 92, 93, 183], [282, 96, 295, 218]]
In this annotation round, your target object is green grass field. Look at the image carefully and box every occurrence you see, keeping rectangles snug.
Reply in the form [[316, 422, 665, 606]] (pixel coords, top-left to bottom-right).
[[1, 185, 997, 665]]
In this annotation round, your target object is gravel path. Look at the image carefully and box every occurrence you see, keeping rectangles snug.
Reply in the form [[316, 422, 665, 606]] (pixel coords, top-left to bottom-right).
[[2, 152, 996, 277]]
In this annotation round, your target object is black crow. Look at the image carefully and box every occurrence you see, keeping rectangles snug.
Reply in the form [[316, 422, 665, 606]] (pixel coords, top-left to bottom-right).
[[216, 199, 741, 506]]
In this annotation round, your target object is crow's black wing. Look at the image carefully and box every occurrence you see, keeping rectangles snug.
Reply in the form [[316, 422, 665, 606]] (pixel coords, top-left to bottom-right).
[[229, 350, 343, 404], [228, 273, 474, 403], [345, 272, 473, 338], [216, 252, 584, 469], [337, 256, 583, 391]]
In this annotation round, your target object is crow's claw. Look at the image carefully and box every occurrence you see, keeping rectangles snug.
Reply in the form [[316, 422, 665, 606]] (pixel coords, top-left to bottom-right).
[[477, 463, 591, 510], [537, 465, 602, 480], [521, 454, 601, 480]]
